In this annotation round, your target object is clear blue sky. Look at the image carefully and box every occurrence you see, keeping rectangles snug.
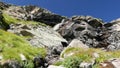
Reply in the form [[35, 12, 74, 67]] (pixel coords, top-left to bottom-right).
[[2, 0, 120, 22]]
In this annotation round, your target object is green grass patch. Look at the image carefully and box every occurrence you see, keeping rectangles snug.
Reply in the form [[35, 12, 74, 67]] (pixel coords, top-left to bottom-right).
[[0, 29, 46, 62], [60, 47, 120, 68], [62, 56, 82, 68]]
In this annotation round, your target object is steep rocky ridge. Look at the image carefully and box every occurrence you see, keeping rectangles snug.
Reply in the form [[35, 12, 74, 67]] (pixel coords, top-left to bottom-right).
[[0, 2, 11, 10], [3, 4, 66, 27], [54, 15, 120, 51]]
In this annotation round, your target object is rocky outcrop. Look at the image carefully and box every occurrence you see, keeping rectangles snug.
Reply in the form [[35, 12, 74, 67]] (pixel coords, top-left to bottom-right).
[[5, 5, 66, 26], [54, 15, 120, 51], [54, 16, 104, 48], [104, 18, 120, 51], [8, 24, 67, 48], [7, 24, 68, 67]]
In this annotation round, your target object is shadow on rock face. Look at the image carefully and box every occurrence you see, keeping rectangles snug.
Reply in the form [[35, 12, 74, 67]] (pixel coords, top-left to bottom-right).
[[33, 56, 48, 68]]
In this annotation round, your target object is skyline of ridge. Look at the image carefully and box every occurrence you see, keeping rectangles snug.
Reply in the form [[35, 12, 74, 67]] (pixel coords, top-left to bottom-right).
[[2, 0, 120, 22]]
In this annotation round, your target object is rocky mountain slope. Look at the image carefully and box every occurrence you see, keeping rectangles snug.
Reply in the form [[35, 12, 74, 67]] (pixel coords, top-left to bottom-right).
[[0, 1, 120, 68]]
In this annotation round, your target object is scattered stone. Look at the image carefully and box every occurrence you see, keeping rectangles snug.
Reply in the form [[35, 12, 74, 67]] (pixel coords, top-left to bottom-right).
[[1, 60, 21, 68], [19, 54, 26, 61], [46, 55, 59, 65], [33, 56, 47, 68], [51, 45, 64, 55], [47, 65, 65, 68], [109, 58, 120, 68], [0, 55, 3, 60], [79, 58, 96, 68], [100, 62, 114, 68], [79, 62, 92, 68], [93, 52, 99, 58], [100, 58, 120, 68]]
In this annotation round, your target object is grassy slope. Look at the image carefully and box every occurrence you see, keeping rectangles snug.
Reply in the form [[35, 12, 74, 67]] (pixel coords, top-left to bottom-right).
[[0, 29, 46, 62], [54, 47, 120, 68], [0, 12, 47, 63]]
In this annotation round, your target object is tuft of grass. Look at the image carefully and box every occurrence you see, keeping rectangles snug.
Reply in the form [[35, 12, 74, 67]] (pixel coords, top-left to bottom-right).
[[0, 29, 46, 63], [62, 56, 82, 68]]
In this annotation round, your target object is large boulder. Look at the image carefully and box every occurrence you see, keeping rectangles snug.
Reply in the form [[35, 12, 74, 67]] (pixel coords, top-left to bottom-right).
[[8, 24, 67, 48], [68, 39, 89, 49], [60, 39, 89, 58]]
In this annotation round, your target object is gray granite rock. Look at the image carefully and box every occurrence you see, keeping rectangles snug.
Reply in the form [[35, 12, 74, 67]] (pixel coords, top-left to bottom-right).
[[8, 24, 67, 48]]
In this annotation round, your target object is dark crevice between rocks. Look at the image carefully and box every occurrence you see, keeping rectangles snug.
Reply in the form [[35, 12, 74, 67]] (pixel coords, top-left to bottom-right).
[[0, 11, 10, 30]]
